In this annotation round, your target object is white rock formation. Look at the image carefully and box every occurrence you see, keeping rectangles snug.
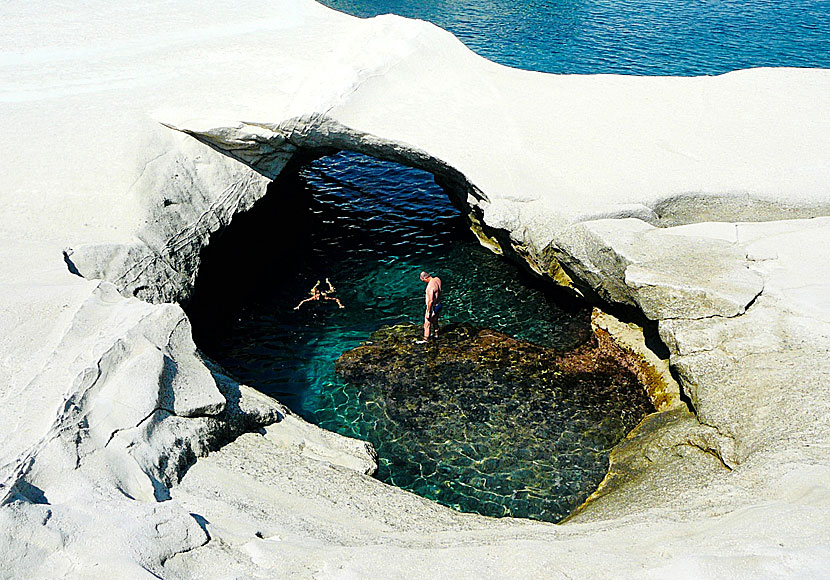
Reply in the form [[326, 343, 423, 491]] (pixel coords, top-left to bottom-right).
[[2, 0, 830, 578]]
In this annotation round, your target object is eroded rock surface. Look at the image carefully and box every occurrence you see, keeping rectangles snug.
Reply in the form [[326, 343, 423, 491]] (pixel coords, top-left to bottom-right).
[[335, 322, 655, 522], [553, 218, 764, 318]]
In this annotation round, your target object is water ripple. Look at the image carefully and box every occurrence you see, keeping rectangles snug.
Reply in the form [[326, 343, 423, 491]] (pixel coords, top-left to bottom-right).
[[322, 0, 830, 75]]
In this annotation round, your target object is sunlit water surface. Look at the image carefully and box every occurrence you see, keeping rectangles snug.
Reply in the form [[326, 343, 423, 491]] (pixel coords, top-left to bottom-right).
[[321, 0, 830, 75]]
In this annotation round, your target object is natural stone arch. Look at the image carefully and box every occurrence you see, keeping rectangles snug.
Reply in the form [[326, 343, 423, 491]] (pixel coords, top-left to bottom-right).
[[66, 117, 532, 308]]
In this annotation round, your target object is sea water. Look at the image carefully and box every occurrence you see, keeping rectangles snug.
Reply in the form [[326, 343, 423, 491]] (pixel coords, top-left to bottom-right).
[[321, 0, 830, 75], [190, 156, 593, 415], [188, 0, 829, 521]]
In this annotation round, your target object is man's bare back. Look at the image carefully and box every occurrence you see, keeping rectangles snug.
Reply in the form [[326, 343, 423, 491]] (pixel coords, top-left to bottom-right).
[[419, 271, 442, 342]]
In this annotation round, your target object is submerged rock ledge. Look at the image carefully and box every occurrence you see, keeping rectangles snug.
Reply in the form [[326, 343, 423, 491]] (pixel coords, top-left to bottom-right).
[[335, 321, 656, 523], [2, 1, 830, 577]]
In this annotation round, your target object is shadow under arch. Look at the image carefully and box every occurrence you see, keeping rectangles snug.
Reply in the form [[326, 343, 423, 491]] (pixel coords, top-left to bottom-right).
[[185, 147, 592, 414]]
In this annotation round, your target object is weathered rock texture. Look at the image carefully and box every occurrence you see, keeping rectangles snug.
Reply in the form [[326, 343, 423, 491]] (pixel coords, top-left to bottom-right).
[[335, 322, 655, 522], [2, 0, 830, 578]]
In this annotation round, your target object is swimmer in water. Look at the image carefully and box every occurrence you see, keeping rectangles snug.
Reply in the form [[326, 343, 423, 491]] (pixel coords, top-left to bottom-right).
[[294, 278, 344, 310]]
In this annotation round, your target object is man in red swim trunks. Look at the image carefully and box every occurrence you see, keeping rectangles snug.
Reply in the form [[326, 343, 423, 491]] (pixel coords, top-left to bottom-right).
[[417, 271, 442, 343]]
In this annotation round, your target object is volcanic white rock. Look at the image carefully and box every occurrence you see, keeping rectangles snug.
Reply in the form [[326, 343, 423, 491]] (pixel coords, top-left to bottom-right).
[[1, 0, 830, 578]]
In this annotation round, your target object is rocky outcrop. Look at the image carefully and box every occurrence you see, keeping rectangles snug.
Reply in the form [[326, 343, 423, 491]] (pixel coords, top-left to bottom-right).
[[552, 219, 764, 318], [64, 134, 273, 306], [0, 278, 283, 576], [557, 218, 830, 468]]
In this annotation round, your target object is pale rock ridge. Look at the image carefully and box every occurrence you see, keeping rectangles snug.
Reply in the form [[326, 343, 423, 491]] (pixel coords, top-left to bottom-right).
[[66, 133, 272, 305], [0, 280, 225, 576], [577, 218, 830, 472], [0, 273, 375, 577], [2, 279, 226, 507], [551, 218, 764, 319]]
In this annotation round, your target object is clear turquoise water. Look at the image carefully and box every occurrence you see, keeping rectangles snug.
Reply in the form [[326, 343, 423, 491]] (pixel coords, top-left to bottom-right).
[[190, 154, 592, 415], [188, 153, 624, 522], [322, 0, 830, 75], [189, 1, 829, 521]]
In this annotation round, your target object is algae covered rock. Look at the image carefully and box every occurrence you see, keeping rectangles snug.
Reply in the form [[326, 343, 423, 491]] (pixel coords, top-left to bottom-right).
[[335, 322, 654, 522]]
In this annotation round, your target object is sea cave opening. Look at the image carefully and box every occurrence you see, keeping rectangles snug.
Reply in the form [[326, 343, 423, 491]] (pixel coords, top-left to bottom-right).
[[185, 150, 654, 522]]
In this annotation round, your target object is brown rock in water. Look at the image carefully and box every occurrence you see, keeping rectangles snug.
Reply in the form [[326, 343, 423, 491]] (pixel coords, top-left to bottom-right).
[[335, 322, 655, 522]]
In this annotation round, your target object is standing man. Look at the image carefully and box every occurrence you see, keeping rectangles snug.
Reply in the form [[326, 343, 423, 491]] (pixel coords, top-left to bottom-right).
[[417, 271, 442, 344]]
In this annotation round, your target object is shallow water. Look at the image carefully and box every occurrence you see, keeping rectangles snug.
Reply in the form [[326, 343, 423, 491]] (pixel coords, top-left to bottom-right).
[[334, 322, 654, 521]]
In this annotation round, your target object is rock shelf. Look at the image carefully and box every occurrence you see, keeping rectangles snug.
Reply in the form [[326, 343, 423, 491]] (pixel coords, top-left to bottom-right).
[[335, 322, 655, 522]]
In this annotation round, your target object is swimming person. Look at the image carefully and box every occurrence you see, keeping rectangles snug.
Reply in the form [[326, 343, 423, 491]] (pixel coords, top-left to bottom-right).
[[417, 271, 442, 343], [294, 278, 344, 310]]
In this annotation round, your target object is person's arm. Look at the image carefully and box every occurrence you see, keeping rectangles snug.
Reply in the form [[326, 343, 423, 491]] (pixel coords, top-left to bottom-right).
[[425, 291, 433, 320], [325, 277, 336, 293]]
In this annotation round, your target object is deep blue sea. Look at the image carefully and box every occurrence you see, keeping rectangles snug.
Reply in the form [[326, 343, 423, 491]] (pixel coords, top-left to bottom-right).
[[322, 0, 830, 75], [189, 0, 829, 522]]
